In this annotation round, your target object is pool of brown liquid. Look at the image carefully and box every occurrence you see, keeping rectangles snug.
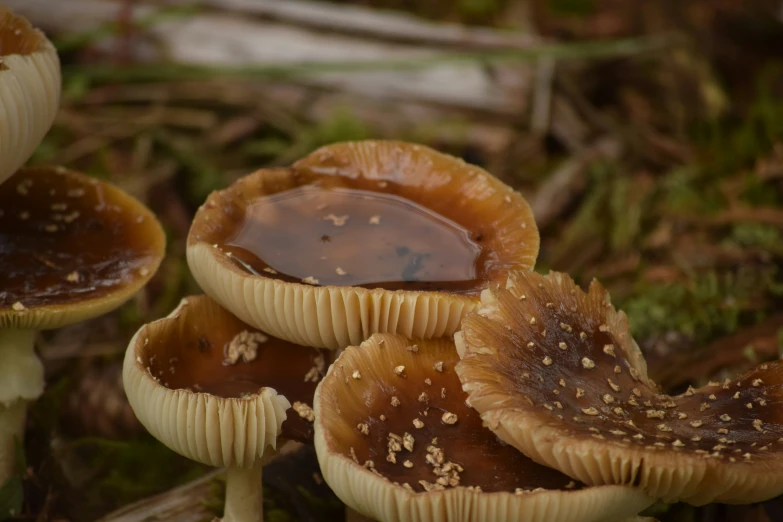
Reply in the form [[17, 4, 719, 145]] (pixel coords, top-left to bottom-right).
[[321, 336, 583, 493], [0, 8, 44, 61], [0, 168, 162, 310], [221, 185, 485, 293], [138, 295, 327, 443], [191, 142, 540, 298]]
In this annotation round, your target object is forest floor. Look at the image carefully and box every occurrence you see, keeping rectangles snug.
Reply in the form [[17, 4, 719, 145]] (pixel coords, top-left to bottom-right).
[[3, 0, 783, 521]]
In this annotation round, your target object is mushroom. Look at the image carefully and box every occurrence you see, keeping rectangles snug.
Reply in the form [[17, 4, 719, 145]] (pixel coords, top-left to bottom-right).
[[0, 7, 60, 186], [456, 269, 783, 505], [313, 333, 654, 522], [187, 140, 539, 350], [122, 295, 329, 521], [0, 166, 165, 483]]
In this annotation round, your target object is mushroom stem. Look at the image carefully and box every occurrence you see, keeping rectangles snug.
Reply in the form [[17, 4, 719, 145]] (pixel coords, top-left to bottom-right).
[[0, 400, 26, 483], [0, 329, 40, 485], [223, 463, 264, 522], [0, 329, 41, 404]]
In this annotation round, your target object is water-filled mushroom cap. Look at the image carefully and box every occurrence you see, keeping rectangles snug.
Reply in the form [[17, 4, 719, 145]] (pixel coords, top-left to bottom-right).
[[456, 270, 783, 505], [187, 140, 539, 350], [122, 295, 329, 468], [0, 8, 60, 186], [0, 167, 165, 330], [313, 333, 653, 522]]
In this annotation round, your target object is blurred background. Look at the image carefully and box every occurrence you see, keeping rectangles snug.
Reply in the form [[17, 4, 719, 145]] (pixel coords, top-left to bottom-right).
[[2, 0, 783, 520]]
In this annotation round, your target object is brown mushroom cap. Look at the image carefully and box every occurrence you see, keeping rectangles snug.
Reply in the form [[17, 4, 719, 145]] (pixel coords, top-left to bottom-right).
[[0, 8, 60, 186], [187, 140, 539, 350], [122, 295, 328, 468], [0, 167, 165, 330], [456, 270, 783, 505], [313, 333, 653, 522]]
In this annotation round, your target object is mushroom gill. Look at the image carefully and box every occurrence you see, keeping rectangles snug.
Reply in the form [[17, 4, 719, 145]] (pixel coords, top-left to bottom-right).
[[313, 333, 653, 522], [126, 295, 328, 445], [0, 8, 60, 186], [456, 270, 783, 505]]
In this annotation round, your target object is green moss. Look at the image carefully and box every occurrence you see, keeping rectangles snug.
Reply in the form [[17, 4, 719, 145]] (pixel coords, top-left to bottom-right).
[[727, 223, 783, 254], [59, 436, 208, 520], [620, 266, 783, 344], [693, 66, 783, 176]]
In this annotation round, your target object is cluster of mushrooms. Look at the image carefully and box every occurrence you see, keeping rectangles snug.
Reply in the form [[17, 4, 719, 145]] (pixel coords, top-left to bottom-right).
[[0, 8, 164, 484], [3, 7, 783, 522], [123, 138, 783, 521]]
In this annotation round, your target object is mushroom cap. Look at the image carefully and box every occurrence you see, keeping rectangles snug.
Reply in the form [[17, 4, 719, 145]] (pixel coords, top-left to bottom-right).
[[122, 295, 328, 468], [313, 333, 653, 522], [187, 140, 539, 350], [456, 270, 783, 505], [0, 167, 165, 330], [0, 8, 61, 186]]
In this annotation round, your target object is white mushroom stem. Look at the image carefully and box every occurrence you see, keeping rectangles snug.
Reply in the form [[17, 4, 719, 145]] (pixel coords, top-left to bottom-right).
[[223, 463, 264, 522], [0, 329, 42, 484]]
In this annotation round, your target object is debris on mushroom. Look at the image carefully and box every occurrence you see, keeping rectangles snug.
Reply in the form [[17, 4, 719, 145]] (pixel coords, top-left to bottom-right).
[[224, 330, 268, 365], [186, 140, 541, 350], [456, 269, 783, 505], [312, 334, 653, 522]]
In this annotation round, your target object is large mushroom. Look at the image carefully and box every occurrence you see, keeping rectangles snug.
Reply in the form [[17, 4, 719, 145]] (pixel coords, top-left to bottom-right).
[[313, 333, 654, 521], [0, 7, 60, 186], [0, 166, 165, 483], [456, 269, 783, 505], [122, 295, 329, 521], [187, 140, 539, 350]]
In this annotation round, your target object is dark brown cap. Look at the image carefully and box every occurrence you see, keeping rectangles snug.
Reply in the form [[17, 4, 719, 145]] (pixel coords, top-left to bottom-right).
[[313, 333, 653, 521], [0, 167, 165, 330], [456, 270, 783, 505], [187, 140, 539, 350], [123, 294, 329, 468]]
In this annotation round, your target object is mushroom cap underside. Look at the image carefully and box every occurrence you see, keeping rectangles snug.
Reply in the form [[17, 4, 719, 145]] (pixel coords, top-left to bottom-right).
[[187, 140, 539, 350], [456, 269, 783, 505], [0, 8, 60, 186], [123, 295, 328, 467]]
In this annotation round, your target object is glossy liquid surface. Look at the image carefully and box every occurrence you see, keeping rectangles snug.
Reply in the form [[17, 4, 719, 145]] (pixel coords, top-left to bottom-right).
[[222, 186, 485, 294], [323, 337, 583, 493], [140, 295, 326, 443], [0, 168, 162, 310]]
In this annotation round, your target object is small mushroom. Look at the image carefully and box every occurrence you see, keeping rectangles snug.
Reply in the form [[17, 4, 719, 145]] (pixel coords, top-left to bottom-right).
[[122, 295, 329, 521], [456, 270, 783, 505], [0, 7, 60, 186], [313, 334, 653, 522], [0, 166, 164, 484], [187, 140, 540, 350]]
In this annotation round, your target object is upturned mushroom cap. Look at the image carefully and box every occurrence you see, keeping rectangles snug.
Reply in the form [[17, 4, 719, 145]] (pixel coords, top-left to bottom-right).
[[187, 140, 539, 350], [0, 167, 165, 330], [313, 333, 653, 522], [0, 8, 60, 186], [122, 295, 329, 468], [456, 270, 783, 505]]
